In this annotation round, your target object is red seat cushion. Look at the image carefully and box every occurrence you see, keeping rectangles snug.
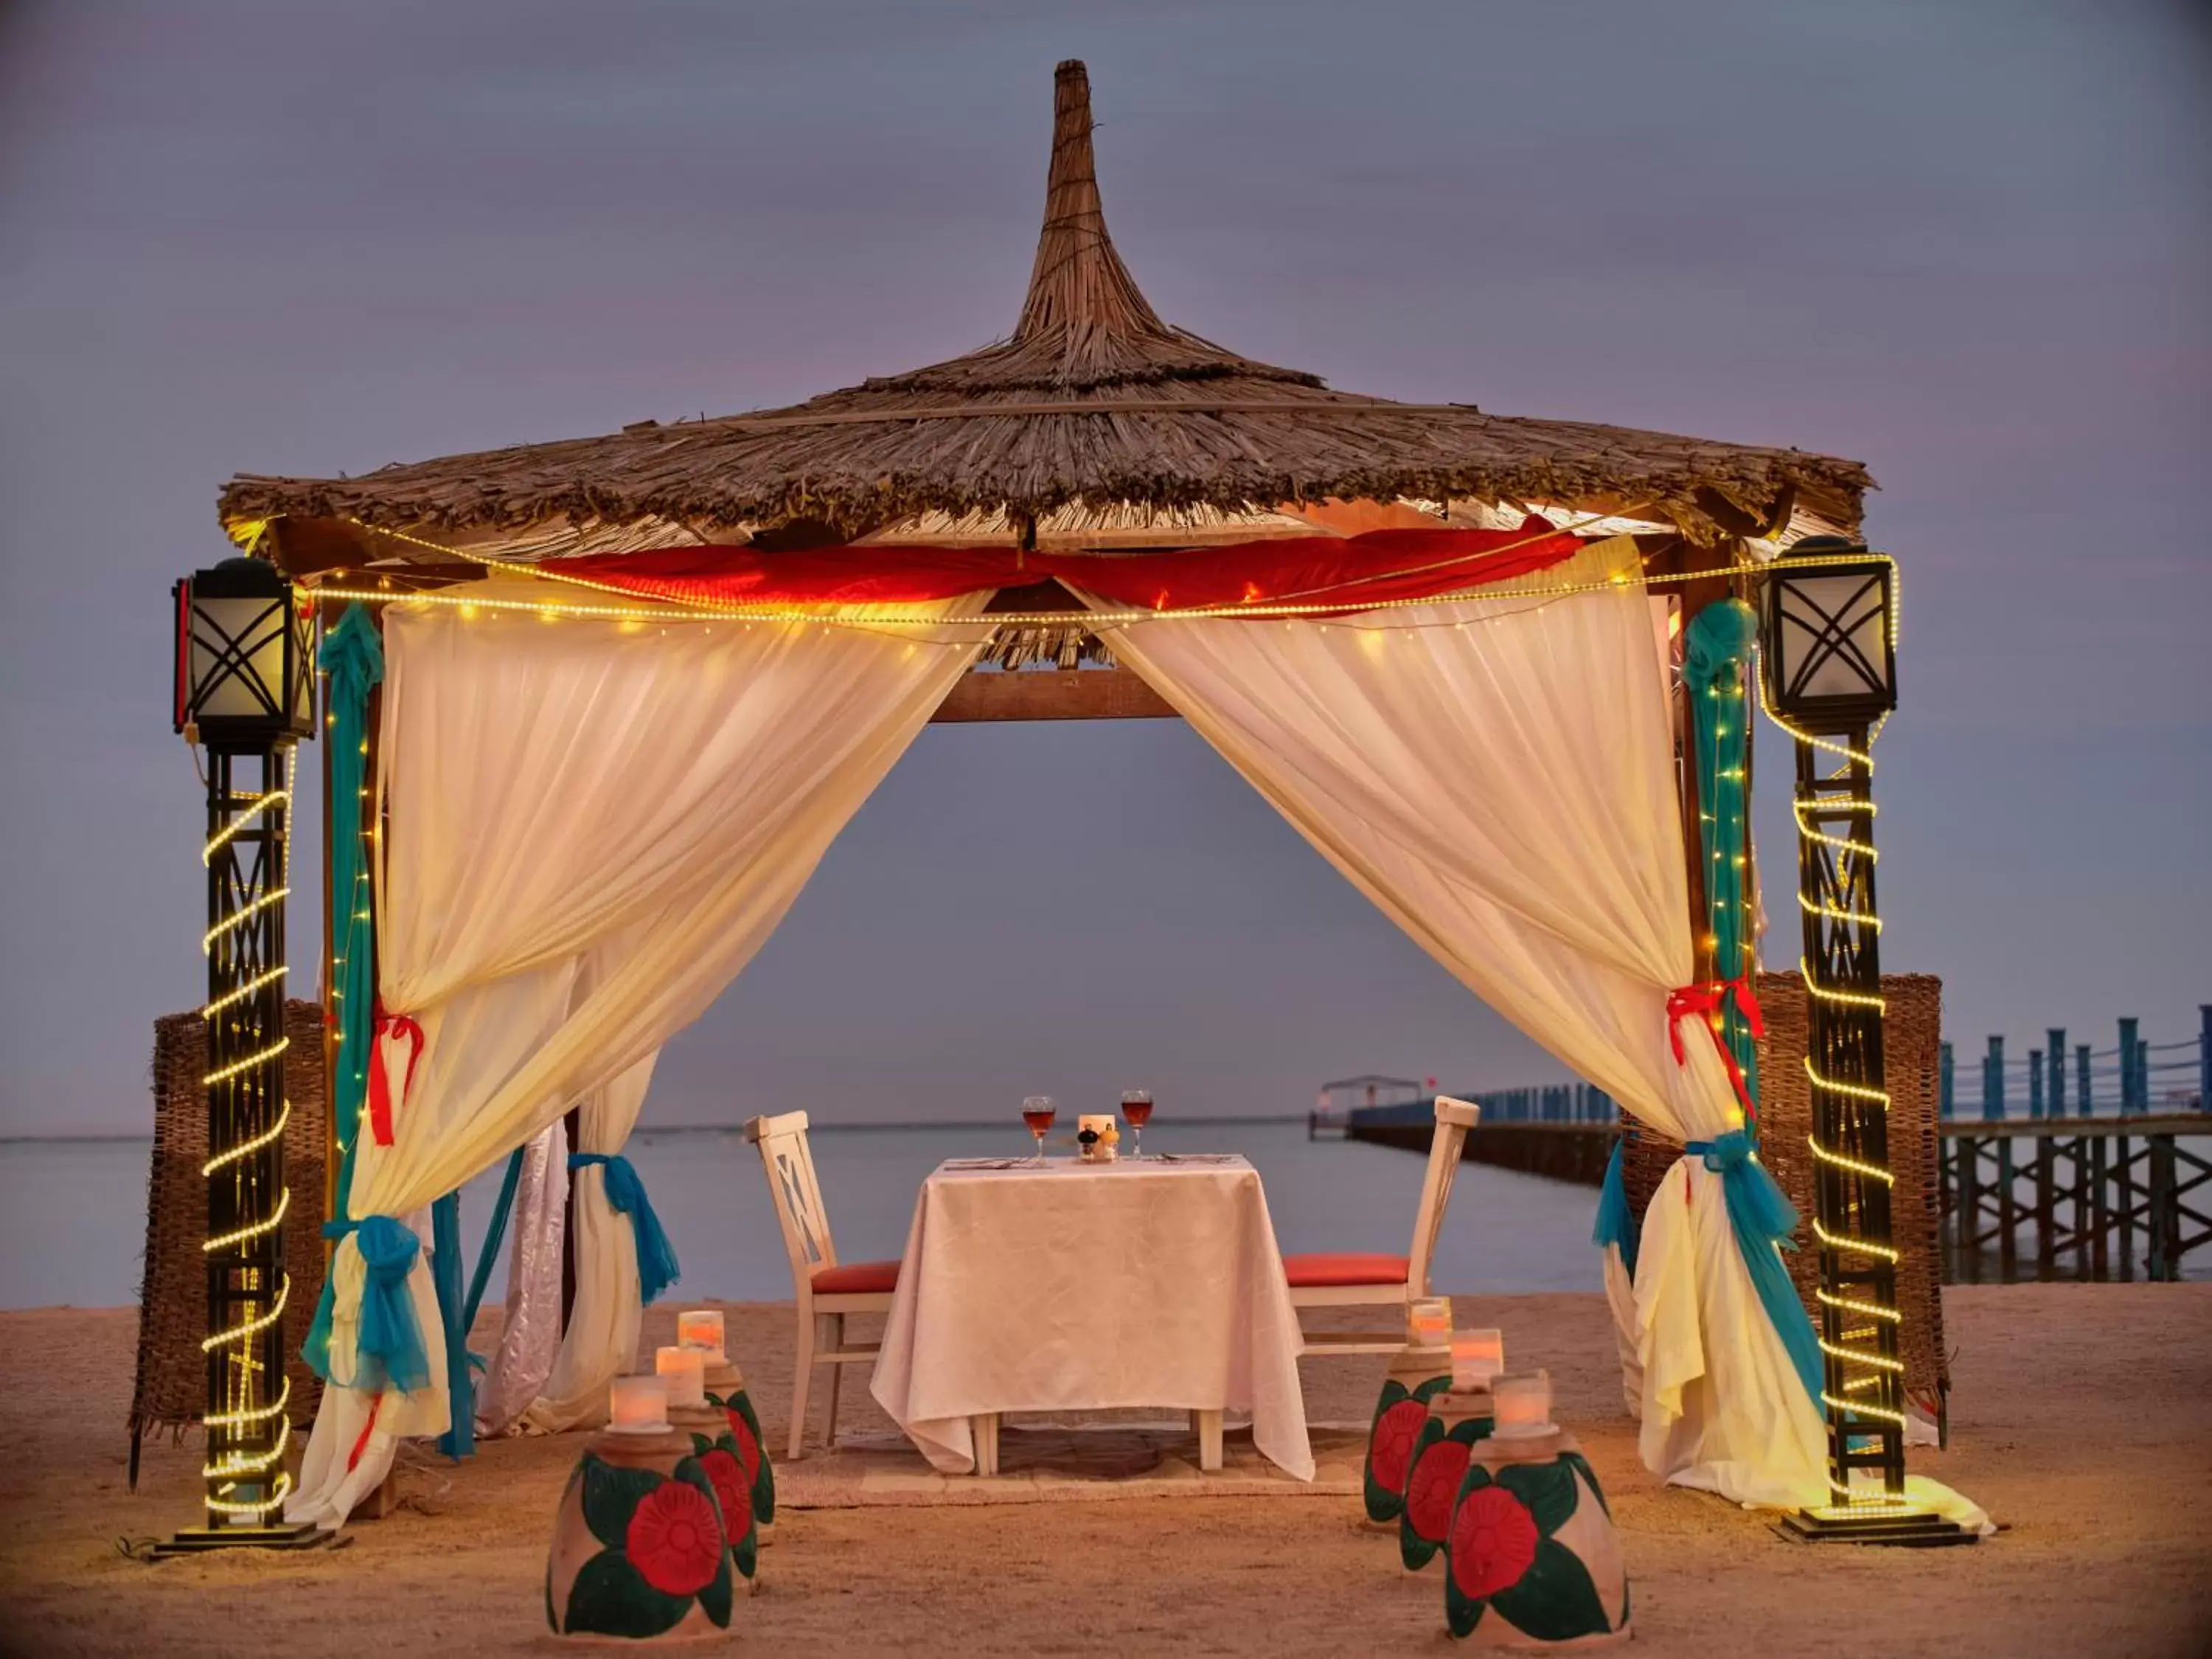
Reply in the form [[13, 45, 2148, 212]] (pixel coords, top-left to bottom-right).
[[810, 1259, 901, 1295], [1282, 1251, 1411, 1288]]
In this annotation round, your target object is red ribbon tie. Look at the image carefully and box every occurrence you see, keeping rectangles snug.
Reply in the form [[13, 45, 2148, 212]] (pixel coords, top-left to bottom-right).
[[368, 1006, 423, 1147], [1666, 975, 1766, 1125]]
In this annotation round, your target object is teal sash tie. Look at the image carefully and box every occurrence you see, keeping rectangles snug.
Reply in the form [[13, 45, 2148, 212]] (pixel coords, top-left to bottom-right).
[[570, 1152, 681, 1304]]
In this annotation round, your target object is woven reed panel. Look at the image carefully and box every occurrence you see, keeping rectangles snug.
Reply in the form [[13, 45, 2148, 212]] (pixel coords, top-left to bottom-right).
[[131, 1000, 329, 1439], [1621, 972, 1949, 1413]]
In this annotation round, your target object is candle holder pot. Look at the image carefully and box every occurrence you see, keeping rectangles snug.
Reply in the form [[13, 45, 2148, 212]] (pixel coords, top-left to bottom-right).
[[545, 1424, 737, 1642]]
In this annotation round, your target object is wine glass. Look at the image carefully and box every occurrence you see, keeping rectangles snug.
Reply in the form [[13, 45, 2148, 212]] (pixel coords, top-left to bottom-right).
[[1120, 1089, 1154, 1160], [1021, 1096, 1057, 1163]]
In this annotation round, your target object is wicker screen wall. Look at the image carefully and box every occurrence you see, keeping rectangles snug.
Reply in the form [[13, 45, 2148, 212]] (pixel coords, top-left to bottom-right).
[[1621, 971, 1949, 1416], [131, 999, 330, 1448]]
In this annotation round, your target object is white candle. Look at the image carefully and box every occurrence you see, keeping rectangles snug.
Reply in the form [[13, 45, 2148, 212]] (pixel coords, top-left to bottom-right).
[[675, 1309, 727, 1365], [609, 1375, 669, 1433], [1451, 1328, 1505, 1390], [1408, 1297, 1453, 1349], [655, 1346, 707, 1410], [1492, 1369, 1554, 1437]]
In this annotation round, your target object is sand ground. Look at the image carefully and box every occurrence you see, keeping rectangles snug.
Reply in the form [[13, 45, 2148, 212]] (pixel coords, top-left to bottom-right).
[[1, 1284, 2207, 1659]]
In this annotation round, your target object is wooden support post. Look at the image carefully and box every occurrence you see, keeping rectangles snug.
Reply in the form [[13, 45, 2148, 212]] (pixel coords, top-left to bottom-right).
[[2072, 1137, 2092, 1281], [2090, 1131, 2110, 1278], [2149, 1136, 2177, 1282], [2117, 1130, 2135, 1281], [1997, 1138, 2018, 1280], [2034, 1133, 2056, 1279]]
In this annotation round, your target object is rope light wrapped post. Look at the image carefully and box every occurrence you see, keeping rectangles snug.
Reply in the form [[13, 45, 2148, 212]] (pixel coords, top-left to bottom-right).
[[159, 554, 326, 1554], [1760, 539, 1972, 1546]]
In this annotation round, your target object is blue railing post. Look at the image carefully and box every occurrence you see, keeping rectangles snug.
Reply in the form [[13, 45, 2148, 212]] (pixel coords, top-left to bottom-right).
[[1940, 1041, 1955, 1119], [2201, 1005, 2211, 1113], [1983, 1035, 2006, 1121], [2029, 1048, 2045, 1120], [2076, 1043, 2093, 1117], [2048, 1027, 2067, 1116], [2119, 1018, 2142, 1113]]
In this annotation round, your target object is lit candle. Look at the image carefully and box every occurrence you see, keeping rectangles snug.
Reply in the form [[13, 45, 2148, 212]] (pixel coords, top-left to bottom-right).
[[655, 1346, 707, 1410], [609, 1375, 669, 1433], [1451, 1327, 1505, 1390], [1408, 1297, 1453, 1349], [1492, 1369, 1554, 1438], [675, 1309, 727, 1365]]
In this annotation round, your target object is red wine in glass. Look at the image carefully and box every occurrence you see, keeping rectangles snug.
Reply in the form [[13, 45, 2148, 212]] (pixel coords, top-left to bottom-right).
[[1021, 1096, 1056, 1162], [1121, 1090, 1153, 1158]]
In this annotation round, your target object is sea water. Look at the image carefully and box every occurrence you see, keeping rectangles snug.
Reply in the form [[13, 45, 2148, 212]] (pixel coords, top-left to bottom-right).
[[0, 1117, 1605, 1311]]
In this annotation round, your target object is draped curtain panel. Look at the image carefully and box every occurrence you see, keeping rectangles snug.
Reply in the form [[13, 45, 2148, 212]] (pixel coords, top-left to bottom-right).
[[1084, 538, 1834, 1507], [288, 582, 987, 1527]]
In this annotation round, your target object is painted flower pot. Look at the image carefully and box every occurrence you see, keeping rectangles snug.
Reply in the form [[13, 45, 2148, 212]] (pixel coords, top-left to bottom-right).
[[545, 1425, 735, 1642], [1443, 1428, 1630, 1647], [703, 1358, 774, 1548], [1400, 1388, 1495, 1571], [1365, 1343, 1452, 1523], [670, 1400, 759, 1586]]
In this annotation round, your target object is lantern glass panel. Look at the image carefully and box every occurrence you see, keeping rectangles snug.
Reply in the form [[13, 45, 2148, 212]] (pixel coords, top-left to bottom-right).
[[189, 594, 290, 722]]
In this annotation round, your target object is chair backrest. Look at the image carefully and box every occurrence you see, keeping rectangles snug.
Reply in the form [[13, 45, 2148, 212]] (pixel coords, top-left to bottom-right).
[[1407, 1096, 1480, 1298], [745, 1111, 839, 1288]]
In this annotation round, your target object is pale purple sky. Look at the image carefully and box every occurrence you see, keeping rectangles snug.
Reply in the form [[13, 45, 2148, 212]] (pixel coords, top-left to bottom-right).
[[1, 1, 2205, 1133]]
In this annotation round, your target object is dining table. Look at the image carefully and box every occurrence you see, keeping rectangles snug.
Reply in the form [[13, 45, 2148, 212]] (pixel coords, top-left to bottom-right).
[[867, 1152, 1315, 1480]]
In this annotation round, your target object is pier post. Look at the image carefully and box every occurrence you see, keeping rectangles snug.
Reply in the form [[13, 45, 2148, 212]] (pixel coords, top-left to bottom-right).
[[1940, 1041, 1955, 1119], [2076, 1042, 2093, 1118], [2029, 1048, 2045, 1121], [2119, 1018, 2142, 1113], [2048, 1028, 2067, 1116], [2201, 1005, 2211, 1114], [1983, 1036, 2006, 1121]]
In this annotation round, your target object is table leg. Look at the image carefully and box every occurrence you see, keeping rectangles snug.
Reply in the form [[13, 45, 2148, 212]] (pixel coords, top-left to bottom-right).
[[1196, 1409, 1223, 1472]]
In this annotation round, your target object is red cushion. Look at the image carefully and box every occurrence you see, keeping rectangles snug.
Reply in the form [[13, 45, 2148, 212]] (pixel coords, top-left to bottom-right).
[[810, 1259, 900, 1295], [1282, 1251, 1411, 1288]]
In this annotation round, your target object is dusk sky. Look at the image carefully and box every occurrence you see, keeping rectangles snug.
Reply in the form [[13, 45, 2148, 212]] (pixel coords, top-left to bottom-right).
[[1, 1, 2205, 1135]]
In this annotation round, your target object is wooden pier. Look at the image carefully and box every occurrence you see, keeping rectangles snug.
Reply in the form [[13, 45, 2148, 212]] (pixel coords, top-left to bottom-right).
[[1939, 1113, 2210, 1283]]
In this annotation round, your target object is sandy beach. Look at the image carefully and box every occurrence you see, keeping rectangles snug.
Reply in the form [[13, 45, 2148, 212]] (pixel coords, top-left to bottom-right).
[[0, 1284, 2205, 1658]]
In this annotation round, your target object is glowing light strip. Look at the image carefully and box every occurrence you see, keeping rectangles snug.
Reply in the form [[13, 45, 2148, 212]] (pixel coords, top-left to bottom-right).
[[204, 1472, 293, 1517], [201, 964, 290, 1019], [1800, 967, 1886, 1007], [1805, 1135, 1896, 1184], [202, 1186, 291, 1254], [1812, 1219, 1899, 1261], [201, 1284, 285, 1354], [1818, 1288, 1902, 1323], [204, 1374, 293, 1429], [1802, 1057, 1893, 1106], [1822, 1393, 1908, 1427], [202, 788, 290, 865], [1821, 1338, 1905, 1373], [203, 1099, 292, 1177], [204, 1411, 292, 1479], [303, 546, 1902, 632], [1797, 896, 1883, 933], [203, 886, 292, 949], [204, 1035, 291, 1087]]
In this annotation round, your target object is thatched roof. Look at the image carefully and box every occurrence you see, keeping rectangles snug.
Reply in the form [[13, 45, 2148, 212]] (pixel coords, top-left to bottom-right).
[[223, 60, 1871, 560]]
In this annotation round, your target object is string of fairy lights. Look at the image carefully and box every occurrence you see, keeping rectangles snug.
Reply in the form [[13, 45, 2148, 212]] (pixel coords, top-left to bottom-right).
[[196, 745, 297, 1518]]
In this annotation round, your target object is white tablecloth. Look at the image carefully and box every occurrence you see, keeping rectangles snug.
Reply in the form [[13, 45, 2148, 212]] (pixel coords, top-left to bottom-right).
[[868, 1156, 1315, 1479]]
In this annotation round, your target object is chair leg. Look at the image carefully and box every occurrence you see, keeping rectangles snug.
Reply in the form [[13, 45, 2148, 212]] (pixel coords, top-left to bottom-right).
[[787, 1308, 815, 1462], [1196, 1409, 1223, 1472], [821, 1314, 844, 1450]]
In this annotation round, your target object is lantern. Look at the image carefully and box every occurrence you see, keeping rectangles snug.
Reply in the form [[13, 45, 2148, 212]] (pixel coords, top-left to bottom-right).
[[1758, 538, 1896, 732], [173, 555, 316, 750]]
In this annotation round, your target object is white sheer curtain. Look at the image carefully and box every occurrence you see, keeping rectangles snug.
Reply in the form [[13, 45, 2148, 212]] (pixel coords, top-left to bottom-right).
[[1082, 538, 1831, 1506], [290, 581, 987, 1527]]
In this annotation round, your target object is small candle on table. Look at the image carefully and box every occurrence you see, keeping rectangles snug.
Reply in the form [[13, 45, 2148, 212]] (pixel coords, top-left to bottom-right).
[[1492, 1369, 1554, 1437], [1451, 1327, 1504, 1390], [609, 1375, 669, 1433], [1408, 1297, 1453, 1349], [655, 1346, 707, 1410], [675, 1308, 727, 1366]]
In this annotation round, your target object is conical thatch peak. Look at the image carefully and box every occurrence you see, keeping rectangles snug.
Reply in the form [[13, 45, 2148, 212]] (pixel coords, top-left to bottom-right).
[[220, 60, 1874, 554], [1014, 60, 1167, 344]]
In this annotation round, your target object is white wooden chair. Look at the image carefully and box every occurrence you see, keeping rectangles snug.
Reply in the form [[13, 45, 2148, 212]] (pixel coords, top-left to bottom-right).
[[1283, 1095, 1479, 1356], [744, 1110, 902, 1460]]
